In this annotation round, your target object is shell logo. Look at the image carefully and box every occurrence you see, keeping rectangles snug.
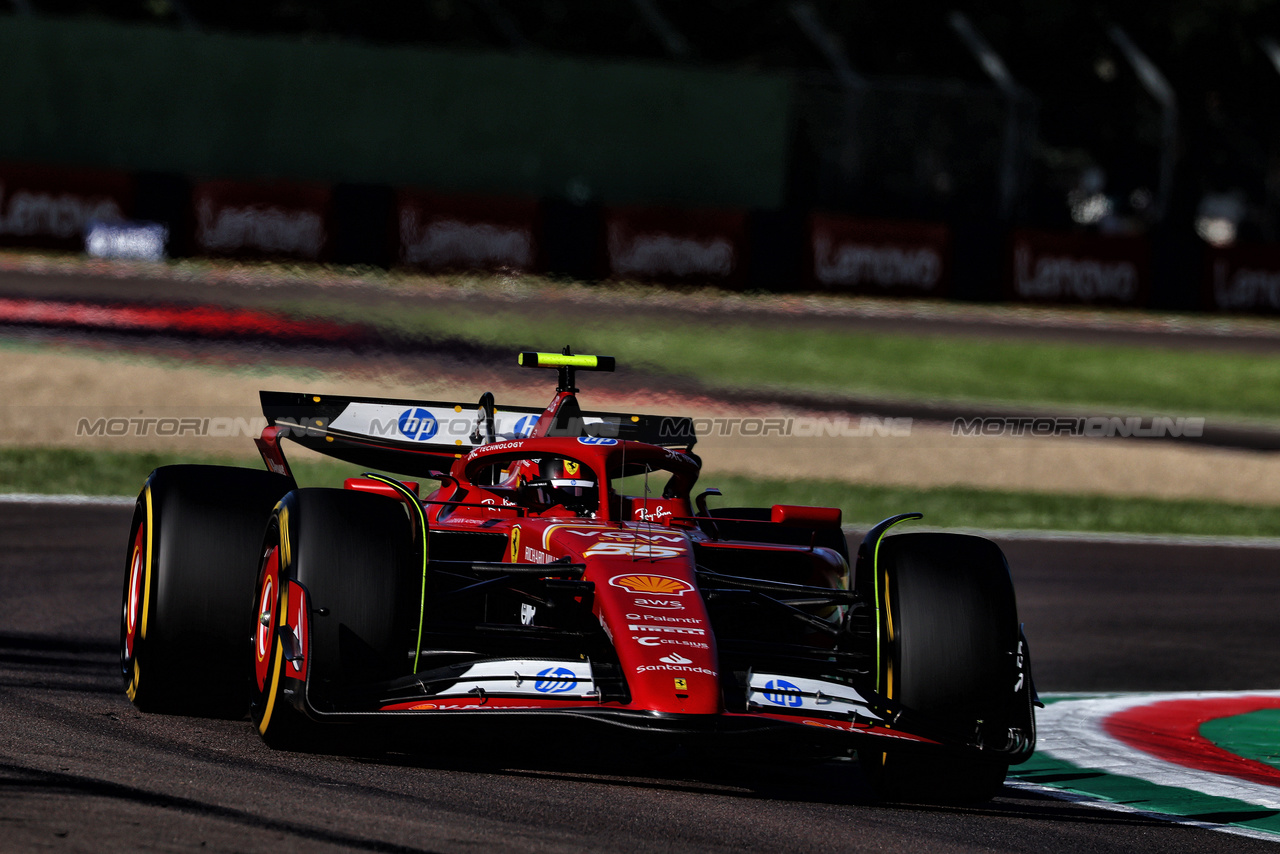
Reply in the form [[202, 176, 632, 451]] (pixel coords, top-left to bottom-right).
[[609, 574, 693, 596]]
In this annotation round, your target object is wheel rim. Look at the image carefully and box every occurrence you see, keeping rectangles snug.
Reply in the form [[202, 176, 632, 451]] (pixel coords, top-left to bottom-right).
[[122, 516, 146, 664], [254, 546, 280, 693]]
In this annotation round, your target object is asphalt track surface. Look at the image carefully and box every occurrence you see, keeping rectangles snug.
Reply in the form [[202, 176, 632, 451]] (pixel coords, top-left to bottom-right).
[[3, 502, 1278, 852]]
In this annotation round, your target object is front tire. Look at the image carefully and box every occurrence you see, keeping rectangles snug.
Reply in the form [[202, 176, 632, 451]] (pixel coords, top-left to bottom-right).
[[858, 532, 1024, 804], [250, 488, 417, 748], [121, 465, 293, 717]]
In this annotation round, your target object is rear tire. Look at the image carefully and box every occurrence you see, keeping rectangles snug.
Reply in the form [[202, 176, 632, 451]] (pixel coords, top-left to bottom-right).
[[858, 533, 1021, 804], [250, 488, 417, 749], [121, 465, 293, 717]]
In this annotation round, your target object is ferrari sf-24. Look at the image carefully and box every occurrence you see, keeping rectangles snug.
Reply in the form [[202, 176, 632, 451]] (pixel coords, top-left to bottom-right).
[[120, 350, 1036, 802]]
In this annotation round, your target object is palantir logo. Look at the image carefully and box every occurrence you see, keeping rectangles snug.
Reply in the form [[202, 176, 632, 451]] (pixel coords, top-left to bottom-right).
[[397, 408, 439, 442], [763, 679, 803, 708], [535, 667, 577, 694]]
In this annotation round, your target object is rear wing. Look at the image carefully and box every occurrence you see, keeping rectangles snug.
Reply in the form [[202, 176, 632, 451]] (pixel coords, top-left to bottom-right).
[[260, 391, 697, 477]]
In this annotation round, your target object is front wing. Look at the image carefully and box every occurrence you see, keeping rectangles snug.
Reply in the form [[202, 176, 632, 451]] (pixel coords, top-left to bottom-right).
[[265, 580, 1029, 761]]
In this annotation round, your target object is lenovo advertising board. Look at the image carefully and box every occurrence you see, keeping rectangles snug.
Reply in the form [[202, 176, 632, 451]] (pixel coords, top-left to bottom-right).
[[1203, 243, 1280, 313], [192, 180, 331, 261], [807, 214, 949, 296], [0, 163, 133, 250], [603, 207, 747, 284], [397, 192, 539, 272], [1007, 229, 1149, 307]]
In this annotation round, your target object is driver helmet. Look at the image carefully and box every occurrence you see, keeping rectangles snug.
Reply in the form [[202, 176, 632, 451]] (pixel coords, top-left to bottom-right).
[[536, 457, 597, 513]]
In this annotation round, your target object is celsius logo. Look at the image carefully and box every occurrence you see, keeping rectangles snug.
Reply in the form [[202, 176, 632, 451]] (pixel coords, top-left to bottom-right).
[[513, 415, 539, 437], [535, 667, 577, 693], [659, 652, 692, 665], [763, 679, 803, 708], [577, 436, 618, 445], [397, 408, 439, 442], [636, 637, 709, 649]]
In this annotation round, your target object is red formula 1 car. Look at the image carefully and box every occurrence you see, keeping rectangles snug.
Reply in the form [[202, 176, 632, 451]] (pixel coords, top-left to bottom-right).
[[120, 350, 1036, 802]]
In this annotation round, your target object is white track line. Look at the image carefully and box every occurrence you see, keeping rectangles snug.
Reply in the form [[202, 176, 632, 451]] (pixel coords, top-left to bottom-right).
[[0, 493, 134, 506]]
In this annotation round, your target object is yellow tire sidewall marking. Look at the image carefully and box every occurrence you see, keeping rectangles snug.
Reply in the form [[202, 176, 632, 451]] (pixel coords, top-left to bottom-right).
[[126, 660, 140, 701], [258, 581, 289, 735], [140, 485, 154, 641]]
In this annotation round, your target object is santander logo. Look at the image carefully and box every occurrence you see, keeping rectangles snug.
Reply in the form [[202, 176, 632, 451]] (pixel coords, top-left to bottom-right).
[[659, 652, 693, 665]]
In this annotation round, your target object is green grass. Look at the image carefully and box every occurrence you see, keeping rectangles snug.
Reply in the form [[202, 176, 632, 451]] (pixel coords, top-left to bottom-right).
[[708, 475, 1280, 538], [4, 447, 1276, 537], [280, 296, 1280, 422], [0, 447, 356, 497]]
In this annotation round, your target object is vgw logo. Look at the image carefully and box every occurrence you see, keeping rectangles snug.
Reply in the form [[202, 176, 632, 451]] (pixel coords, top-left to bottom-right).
[[513, 415, 539, 438], [397, 408, 439, 442], [762, 679, 803, 708], [535, 667, 578, 694]]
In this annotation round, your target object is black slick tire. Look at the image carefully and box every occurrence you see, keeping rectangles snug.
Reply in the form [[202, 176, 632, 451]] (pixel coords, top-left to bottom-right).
[[858, 532, 1020, 804], [249, 488, 417, 749], [121, 465, 293, 717]]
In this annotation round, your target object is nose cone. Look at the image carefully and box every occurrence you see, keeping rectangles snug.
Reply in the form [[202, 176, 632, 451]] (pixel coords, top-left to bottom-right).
[[601, 569, 722, 715], [544, 522, 722, 715]]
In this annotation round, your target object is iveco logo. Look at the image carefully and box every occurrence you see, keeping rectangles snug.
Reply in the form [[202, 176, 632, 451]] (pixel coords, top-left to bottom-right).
[[397, 408, 439, 442]]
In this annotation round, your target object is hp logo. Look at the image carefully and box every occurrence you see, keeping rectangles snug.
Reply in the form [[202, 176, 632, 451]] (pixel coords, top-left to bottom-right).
[[397, 408, 439, 442], [762, 679, 803, 708], [535, 667, 577, 694], [513, 415, 539, 437]]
